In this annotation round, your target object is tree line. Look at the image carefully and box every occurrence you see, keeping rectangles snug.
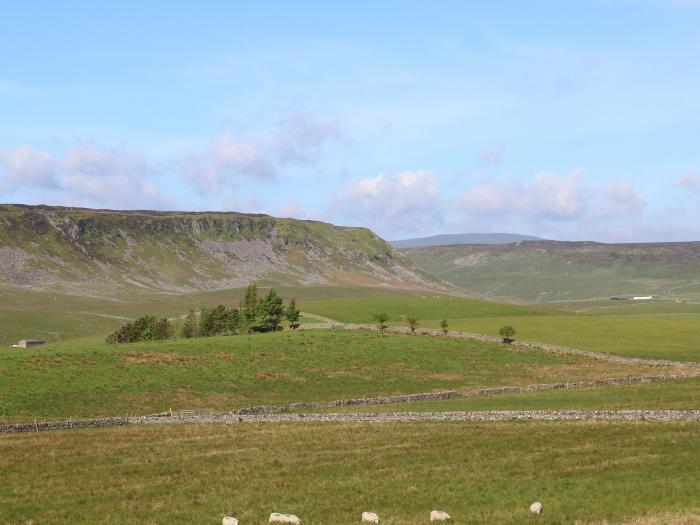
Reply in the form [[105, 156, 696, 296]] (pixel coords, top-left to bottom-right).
[[106, 284, 301, 344]]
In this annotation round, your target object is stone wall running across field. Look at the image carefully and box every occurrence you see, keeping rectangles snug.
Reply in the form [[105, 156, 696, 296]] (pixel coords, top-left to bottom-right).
[[232, 372, 700, 415], [3, 374, 698, 434]]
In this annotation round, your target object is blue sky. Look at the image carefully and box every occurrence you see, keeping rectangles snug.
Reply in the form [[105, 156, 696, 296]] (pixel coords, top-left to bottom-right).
[[2, 1, 700, 241]]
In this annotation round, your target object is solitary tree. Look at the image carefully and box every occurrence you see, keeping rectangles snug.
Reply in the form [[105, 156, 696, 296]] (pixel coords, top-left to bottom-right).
[[285, 298, 301, 330], [257, 289, 285, 332], [242, 283, 258, 328], [227, 307, 241, 335], [153, 318, 172, 341], [499, 325, 516, 344], [373, 313, 389, 334], [440, 319, 449, 335], [181, 310, 198, 339], [407, 317, 418, 333]]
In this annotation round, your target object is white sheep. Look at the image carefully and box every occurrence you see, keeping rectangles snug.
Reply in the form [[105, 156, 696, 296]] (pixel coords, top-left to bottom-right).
[[530, 502, 543, 514], [362, 511, 380, 523], [269, 512, 301, 524], [222, 517, 239, 525], [430, 510, 451, 521]]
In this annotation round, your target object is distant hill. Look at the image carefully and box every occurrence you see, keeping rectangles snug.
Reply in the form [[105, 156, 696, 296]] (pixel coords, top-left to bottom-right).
[[0, 204, 443, 296], [401, 240, 700, 302], [390, 233, 544, 249]]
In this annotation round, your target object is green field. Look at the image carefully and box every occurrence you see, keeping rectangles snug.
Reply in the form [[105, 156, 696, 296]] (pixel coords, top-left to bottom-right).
[[417, 315, 700, 362], [3, 330, 673, 422], [7, 286, 699, 364], [312, 376, 700, 413], [1, 422, 698, 524], [0, 286, 465, 346], [301, 295, 552, 324]]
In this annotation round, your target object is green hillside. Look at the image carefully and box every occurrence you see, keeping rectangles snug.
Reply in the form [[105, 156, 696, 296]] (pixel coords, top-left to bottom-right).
[[0, 204, 440, 295], [402, 240, 700, 302]]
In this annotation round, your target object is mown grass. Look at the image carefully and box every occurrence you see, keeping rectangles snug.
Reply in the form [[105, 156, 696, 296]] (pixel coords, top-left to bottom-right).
[[418, 316, 700, 362], [1, 422, 699, 524], [312, 377, 700, 413], [0, 330, 676, 422]]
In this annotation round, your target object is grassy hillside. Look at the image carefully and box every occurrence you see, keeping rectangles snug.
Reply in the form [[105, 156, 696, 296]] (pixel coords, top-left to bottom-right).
[[402, 240, 700, 302], [2, 422, 698, 524], [0, 330, 675, 421], [0, 204, 440, 295]]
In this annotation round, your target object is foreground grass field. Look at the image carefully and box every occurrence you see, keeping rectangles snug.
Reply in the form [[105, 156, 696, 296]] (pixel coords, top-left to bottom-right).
[[1, 422, 699, 524], [2, 330, 677, 422], [314, 377, 700, 413]]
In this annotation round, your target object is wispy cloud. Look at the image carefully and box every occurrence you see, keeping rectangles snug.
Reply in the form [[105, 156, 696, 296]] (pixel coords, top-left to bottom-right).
[[677, 172, 700, 192], [182, 111, 342, 194]]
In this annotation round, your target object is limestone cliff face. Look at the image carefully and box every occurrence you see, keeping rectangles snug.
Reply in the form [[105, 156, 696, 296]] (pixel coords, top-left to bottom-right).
[[0, 204, 441, 295]]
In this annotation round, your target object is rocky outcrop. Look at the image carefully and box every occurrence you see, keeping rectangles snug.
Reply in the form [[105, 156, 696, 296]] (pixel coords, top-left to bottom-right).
[[0, 204, 445, 295]]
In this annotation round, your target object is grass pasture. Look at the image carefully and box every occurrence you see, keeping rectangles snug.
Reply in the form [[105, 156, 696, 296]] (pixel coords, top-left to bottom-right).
[[420, 315, 700, 362], [2, 330, 678, 422], [1, 422, 699, 524], [300, 295, 552, 324]]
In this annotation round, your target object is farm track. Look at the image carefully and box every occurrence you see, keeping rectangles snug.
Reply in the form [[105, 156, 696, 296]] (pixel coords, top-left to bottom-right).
[[299, 316, 700, 369]]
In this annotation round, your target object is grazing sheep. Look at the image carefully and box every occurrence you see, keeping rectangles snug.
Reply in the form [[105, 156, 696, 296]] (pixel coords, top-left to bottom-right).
[[530, 502, 543, 514], [430, 510, 451, 521], [222, 518, 239, 525], [269, 513, 301, 524], [362, 511, 380, 523]]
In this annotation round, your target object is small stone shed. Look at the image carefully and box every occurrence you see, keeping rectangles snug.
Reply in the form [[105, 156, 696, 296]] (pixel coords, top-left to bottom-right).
[[16, 339, 46, 348]]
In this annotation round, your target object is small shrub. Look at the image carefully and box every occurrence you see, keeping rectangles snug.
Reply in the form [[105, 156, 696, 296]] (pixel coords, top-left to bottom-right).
[[373, 313, 389, 334], [440, 319, 449, 335], [499, 325, 516, 344]]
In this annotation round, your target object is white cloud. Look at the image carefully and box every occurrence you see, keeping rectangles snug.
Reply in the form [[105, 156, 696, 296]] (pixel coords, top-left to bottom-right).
[[0, 144, 173, 210], [333, 170, 443, 235], [677, 172, 700, 192], [460, 171, 647, 230], [461, 170, 590, 220], [597, 181, 646, 217], [0, 145, 58, 189]]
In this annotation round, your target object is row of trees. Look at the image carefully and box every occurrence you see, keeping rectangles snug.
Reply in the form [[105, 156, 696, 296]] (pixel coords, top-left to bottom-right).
[[105, 315, 174, 344], [106, 285, 301, 344], [372, 313, 449, 335], [372, 313, 516, 343]]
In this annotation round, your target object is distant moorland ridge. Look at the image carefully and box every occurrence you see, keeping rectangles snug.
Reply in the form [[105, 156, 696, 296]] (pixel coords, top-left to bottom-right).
[[0, 204, 442, 295], [401, 239, 700, 302], [390, 232, 544, 248]]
